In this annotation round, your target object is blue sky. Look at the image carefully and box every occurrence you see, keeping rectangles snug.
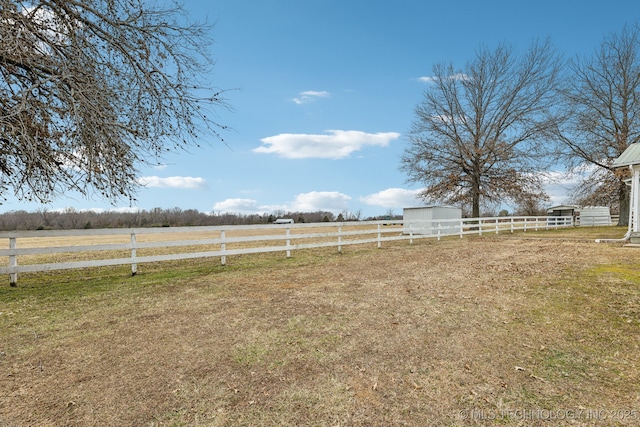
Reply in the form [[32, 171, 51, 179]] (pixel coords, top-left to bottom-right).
[[4, 0, 640, 217]]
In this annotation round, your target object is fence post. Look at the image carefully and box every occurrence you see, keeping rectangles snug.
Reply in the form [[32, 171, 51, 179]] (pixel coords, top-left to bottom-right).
[[286, 227, 291, 257], [495, 218, 499, 234], [377, 223, 382, 248], [510, 218, 514, 233], [130, 231, 137, 276], [437, 222, 441, 241], [9, 237, 17, 287], [409, 222, 414, 244], [337, 224, 343, 253], [220, 230, 226, 265]]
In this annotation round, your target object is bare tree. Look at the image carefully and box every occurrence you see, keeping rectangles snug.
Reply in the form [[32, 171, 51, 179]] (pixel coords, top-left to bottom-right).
[[567, 168, 623, 213], [513, 193, 550, 216], [0, 0, 228, 204], [401, 40, 562, 218], [553, 25, 640, 226]]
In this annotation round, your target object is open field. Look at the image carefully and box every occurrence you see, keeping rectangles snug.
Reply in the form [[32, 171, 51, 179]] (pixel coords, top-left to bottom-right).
[[0, 227, 639, 426]]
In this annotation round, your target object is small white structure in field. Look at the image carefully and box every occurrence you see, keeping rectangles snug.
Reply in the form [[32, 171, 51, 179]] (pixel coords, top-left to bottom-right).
[[403, 206, 462, 235], [273, 218, 294, 224], [546, 205, 579, 218], [578, 206, 611, 226], [546, 205, 579, 226]]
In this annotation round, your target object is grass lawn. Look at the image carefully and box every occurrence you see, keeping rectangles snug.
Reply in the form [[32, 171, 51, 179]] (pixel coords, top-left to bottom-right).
[[0, 227, 639, 426]]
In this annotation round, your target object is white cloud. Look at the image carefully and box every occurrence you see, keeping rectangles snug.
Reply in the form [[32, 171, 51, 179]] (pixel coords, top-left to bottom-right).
[[20, 6, 73, 55], [107, 206, 142, 214], [290, 191, 351, 213], [542, 170, 581, 186], [138, 176, 207, 190], [49, 206, 141, 214], [541, 170, 582, 207], [212, 198, 279, 214], [417, 76, 436, 83], [212, 191, 351, 215], [360, 188, 425, 209], [254, 130, 400, 159], [292, 90, 330, 104], [417, 73, 470, 84]]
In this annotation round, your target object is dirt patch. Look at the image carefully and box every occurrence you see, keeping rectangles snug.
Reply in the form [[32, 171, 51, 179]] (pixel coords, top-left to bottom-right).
[[1, 235, 639, 426]]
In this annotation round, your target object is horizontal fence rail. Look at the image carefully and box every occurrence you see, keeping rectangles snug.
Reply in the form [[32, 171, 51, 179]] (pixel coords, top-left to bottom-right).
[[0, 216, 575, 286]]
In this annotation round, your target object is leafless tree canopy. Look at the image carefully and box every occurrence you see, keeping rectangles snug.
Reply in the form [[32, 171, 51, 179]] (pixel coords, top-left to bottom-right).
[[0, 0, 227, 204], [553, 25, 640, 225], [568, 167, 622, 210], [401, 41, 561, 217]]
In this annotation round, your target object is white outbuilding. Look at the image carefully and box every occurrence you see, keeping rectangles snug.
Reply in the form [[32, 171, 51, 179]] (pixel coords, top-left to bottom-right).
[[403, 206, 462, 235], [611, 143, 640, 242], [546, 205, 579, 218], [273, 218, 294, 224], [578, 206, 612, 226]]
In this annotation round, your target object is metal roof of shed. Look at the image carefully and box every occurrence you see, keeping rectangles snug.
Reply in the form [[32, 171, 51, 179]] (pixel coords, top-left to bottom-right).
[[546, 205, 579, 213], [403, 205, 460, 210], [612, 143, 640, 168]]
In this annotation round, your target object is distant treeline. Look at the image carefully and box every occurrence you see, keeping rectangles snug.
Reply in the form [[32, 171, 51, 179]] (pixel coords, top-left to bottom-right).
[[0, 207, 380, 231]]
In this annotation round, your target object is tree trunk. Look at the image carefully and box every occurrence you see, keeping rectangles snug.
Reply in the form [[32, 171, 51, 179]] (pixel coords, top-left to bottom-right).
[[472, 193, 481, 219], [471, 172, 481, 218], [618, 180, 630, 226]]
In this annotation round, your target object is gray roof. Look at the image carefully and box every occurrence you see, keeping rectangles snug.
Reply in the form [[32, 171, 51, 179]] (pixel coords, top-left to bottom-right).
[[612, 143, 640, 168], [546, 205, 579, 211]]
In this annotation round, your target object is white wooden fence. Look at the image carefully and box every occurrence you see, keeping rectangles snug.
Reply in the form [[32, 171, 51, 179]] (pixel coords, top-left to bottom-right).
[[0, 216, 574, 286]]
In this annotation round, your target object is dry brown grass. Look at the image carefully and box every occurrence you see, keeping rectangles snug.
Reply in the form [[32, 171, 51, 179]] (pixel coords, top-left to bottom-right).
[[0, 227, 639, 426]]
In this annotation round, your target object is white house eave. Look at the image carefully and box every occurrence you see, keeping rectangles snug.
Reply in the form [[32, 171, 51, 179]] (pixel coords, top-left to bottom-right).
[[612, 143, 640, 168]]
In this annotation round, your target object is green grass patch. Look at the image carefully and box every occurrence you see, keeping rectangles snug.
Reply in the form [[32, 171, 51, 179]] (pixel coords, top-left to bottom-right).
[[518, 255, 640, 406]]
